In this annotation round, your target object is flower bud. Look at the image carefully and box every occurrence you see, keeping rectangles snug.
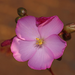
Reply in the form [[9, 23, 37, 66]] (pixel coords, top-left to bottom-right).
[[17, 7, 27, 17], [62, 32, 71, 41], [1, 39, 12, 47], [63, 23, 75, 33], [15, 16, 21, 23]]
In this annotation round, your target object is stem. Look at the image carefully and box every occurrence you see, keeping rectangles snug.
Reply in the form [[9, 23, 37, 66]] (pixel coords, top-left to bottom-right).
[[47, 68, 54, 75], [25, 14, 28, 16], [56, 56, 62, 61], [58, 31, 64, 36]]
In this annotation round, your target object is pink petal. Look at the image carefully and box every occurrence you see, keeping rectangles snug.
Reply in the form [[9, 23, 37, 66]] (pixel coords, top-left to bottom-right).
[[45, 34, 67, 59], [11, 37, 37, 62], [38, 16, 64, 39], [28, 45, 54, 70], [16, 16, 40, 40], [36, 17, 50, 26]]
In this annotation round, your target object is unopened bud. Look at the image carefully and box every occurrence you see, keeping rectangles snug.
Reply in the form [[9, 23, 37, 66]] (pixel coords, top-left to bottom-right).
[[17, 7, 27, 17], [63, 23, 75, 33], [15, 16, 21, 23], [62, 32, 71, 41]]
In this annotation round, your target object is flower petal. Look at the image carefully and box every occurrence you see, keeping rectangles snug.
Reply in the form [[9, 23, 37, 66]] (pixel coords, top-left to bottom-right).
[[11, 37, 37, 62], [38, 16, 64, 39], [16, 16, 40, 40], [36, 17, 50, 26], [45, 34, 67, 59], [28, 45, 54, 70]]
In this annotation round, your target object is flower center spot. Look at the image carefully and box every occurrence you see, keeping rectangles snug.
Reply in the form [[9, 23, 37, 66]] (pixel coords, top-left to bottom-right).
[[36, 38, 43, 45]]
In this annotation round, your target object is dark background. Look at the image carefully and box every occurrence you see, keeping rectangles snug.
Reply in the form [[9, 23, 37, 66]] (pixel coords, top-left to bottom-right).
[[0, 0, 75, 75]]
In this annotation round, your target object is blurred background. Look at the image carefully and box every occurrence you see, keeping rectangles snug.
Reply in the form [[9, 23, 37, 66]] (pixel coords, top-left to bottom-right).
[[0, 0, 75, 75]]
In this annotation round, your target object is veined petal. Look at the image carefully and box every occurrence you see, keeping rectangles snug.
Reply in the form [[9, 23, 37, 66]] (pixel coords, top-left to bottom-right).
[[38, 16, 64, 39], [45, 34, 67, 59], [11, 37, 37, 62], [28, 45, 54, 70], [16, 16, 40, 40]]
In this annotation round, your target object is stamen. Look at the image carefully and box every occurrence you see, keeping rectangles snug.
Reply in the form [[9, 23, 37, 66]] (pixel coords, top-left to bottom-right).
[[36, 38, 43, 45], [36, 38, 39, 40]]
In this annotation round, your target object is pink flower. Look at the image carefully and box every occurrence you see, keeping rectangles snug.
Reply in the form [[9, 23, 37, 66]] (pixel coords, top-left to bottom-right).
[[11, 16, 67, 70]]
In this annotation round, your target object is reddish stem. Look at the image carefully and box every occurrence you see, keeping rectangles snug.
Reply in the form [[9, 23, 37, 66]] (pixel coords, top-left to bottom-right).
[[47, 68, 54, 75], [58, 31, 64, 36], [25, 14, 28, 16]]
